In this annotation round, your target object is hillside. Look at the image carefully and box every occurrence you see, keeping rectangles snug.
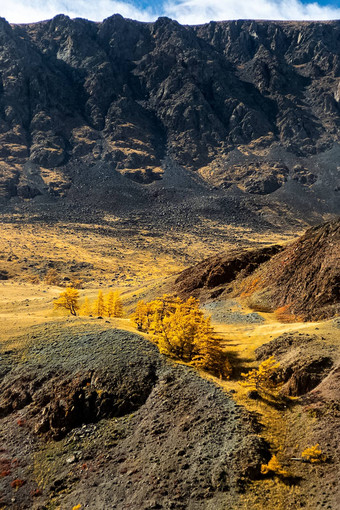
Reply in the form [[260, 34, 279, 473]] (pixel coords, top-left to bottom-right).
[[0, 15, 339, 221], [0, 320, 270, 510], [173, 219, 340, 320]]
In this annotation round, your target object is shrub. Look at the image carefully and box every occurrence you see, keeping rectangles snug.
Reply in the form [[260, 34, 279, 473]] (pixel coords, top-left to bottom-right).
[[11, 479, 25, 489], [261, 455, 289, 477], [301, 444, 326, 463], [44, 268, 62, 286], [70, 277, 83, 289], [240, 356, 281, 395]]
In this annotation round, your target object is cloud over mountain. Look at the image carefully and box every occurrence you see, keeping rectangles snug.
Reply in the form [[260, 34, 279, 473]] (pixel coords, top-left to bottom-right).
[[1, 0, 340, 24]]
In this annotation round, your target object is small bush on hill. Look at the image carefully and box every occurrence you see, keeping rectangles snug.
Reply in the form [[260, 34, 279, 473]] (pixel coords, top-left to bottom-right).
[[301, 444, 326, 463], [240, 356, 281, 396], [44, 268, 62, 286], [261, 455, 290, 477]]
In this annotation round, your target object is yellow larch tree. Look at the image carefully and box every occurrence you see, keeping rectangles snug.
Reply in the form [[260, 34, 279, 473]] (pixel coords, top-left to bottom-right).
[[54, 287, 80, 316], [80, 296, 91, 316], [132, 295, 231, 379], [106, 290, 124, 318], [93, 290, 105, 317]]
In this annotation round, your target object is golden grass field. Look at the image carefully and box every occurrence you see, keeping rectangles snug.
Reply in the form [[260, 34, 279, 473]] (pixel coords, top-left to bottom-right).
[[0, 215, 301, 286]]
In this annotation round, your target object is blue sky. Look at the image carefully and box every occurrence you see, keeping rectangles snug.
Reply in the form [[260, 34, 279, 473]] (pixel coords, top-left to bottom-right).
[[0, 0, 339, 24]]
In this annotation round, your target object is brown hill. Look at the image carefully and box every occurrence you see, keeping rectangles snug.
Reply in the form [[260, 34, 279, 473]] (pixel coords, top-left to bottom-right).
[[174, 244, 282, 298], [174, 219, 340, 320]]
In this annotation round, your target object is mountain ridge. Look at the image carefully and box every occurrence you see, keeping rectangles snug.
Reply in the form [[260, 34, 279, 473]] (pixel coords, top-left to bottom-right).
[[0, 14, 339, 219]]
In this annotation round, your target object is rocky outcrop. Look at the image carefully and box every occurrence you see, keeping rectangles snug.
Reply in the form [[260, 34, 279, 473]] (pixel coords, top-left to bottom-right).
[[255, 333, 334, 396], [247, 219, 340, 320], [0, 16, 339, 204], [174, 245, 282, 298]]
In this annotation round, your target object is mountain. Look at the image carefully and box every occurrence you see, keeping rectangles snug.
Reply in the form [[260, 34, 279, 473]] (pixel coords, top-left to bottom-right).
[[0, 15, 339, 220]]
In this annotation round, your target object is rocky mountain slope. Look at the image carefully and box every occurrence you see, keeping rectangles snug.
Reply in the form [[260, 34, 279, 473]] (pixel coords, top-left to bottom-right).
[[0, 15, 339, 218], [173, 219, 340, 320]]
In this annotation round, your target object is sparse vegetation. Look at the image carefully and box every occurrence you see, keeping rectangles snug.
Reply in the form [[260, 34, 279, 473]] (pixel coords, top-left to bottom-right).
[[240, 356, 281, 396], [70, 277, 83, 289], [132, 295, 231, 378], [44, 268, 62, 286]]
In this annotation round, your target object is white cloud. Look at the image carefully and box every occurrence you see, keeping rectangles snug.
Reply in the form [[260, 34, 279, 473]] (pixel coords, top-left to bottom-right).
[[0, 0, 339, 25], [0, 0, 155, 24], [164, 0, 340, 24]]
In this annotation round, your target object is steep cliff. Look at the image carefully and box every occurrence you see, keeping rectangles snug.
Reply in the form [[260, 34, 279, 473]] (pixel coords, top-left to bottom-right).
[[0, 15, 339, 213]]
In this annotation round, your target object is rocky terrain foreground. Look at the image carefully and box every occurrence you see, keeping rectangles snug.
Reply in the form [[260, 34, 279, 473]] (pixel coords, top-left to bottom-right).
[[0, 321, 269, 510], [0, 220, 339, 509]]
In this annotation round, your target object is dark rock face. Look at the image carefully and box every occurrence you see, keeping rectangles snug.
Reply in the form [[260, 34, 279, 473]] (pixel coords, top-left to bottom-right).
[[250, 219, 340, 320], [174, 245, 282, 297], [174, 219, 340, 320], [0, 16, 339, 202]]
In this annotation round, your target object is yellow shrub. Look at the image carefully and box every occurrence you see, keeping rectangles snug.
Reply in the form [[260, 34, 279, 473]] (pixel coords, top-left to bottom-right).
[[240, 356, 281, 395], [301, 444, 326, 463], [261, 455, 289, 477], [44, 268, 62, 286]]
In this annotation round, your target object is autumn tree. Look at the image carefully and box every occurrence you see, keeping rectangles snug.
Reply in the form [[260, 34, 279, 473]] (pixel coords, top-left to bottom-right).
[[106, 290, 124, 318], [80, 296, 91, 316], [240, 356, 281, 395], [133, 300, 148, 330], [54, 287, 80, 316], [132, 295, 231, 379], [93, 290, 105, 317]]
